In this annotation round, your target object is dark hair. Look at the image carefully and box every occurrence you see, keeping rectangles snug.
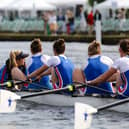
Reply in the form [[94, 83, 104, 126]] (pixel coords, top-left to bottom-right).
[[53, 39, 65, 54], [31, 38, 42, 54], [119, 39, 129, 55], [88, 40, 101, 56]]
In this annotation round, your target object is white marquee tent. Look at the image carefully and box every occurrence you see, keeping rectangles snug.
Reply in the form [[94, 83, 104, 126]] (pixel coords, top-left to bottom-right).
[[44, 0, 88, 7], [0, 0, 15, 10], [95, 0, 129, 10], [5, 0, 56, 11]]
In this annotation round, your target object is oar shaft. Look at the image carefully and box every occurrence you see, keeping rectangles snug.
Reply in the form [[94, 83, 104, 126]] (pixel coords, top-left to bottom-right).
[[21, 84, 86, 99], [21, 87, 68, 99], [98, 97, 129, 111]]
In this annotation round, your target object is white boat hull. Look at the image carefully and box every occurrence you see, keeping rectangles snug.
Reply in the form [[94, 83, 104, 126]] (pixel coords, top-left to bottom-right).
[[17, 91, 129, 113]]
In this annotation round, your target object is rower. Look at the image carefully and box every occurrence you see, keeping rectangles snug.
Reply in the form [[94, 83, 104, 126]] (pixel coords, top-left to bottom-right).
[[87, 39, 129, 98], [0, 50, 29, 89], [26, 38, 52, 90], [73, 40, 116, 95]]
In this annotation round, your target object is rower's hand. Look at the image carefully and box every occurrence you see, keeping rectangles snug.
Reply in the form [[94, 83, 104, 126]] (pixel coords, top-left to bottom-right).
[[36, 75, 41, 82], [26, 76, 32, 83], [86, 81, 91, 85], [86, 80, 99, 86]]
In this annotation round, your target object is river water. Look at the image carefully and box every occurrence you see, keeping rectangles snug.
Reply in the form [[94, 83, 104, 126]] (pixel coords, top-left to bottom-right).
[[0, 41, 129, 129]]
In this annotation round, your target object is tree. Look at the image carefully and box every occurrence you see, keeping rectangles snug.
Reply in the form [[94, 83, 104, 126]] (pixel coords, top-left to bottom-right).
[[88, 0, 106, 7]]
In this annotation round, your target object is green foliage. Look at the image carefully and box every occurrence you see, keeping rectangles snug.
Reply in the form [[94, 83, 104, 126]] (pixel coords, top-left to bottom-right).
[[88, 0, 106, 6]]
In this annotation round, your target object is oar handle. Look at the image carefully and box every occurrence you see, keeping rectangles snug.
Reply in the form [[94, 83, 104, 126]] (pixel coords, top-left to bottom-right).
[[0, 80, 27, 88], [0, 78, 38, 88]]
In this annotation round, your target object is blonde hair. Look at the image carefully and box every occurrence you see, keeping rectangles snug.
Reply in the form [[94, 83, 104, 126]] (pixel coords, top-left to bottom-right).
[[88, 40, 101, 56], [9, 50, 21, 70]]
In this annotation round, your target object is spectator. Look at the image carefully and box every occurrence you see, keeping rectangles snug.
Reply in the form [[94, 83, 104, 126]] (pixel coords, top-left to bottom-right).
[[94, 10, 102, 21], [84, 10, 88, 23], [48, 11, 58, 35], [42, 12, 49, 35], [57, 9, 66, 33], [66, 10, 75, 34], [109, 8, 113, 19], [118, 8, 126, 30], [87, 10, 94, 35], [79, 6, 87, 32]]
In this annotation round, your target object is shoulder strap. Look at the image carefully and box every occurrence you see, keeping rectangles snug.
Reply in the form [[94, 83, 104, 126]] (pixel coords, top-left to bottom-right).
[[0, 66, 7, 83]]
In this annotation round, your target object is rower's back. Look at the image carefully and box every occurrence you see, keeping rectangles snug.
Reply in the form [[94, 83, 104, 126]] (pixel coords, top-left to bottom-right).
[[83, 41, 115, 95]]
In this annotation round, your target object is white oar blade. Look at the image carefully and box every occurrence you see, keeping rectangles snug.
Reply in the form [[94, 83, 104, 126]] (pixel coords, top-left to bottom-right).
[[0, 89, 21, 113], [74, 102, 97, 129]]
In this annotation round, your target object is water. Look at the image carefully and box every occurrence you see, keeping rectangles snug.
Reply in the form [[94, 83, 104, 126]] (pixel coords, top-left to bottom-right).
[[0, 41, 128, 129]]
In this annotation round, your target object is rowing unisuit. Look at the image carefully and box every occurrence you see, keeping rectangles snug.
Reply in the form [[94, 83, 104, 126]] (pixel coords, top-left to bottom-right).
[[46, 55, 74, 89], [83, 55, 115, 95], [26, 53, 52, 89]]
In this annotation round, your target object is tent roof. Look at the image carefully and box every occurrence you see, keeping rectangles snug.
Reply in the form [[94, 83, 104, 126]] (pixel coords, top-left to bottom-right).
[[44, 0, 88, 7], [95, 0, 129, 10], [6, 0, 56, 11], [0, 0, 15, 9]]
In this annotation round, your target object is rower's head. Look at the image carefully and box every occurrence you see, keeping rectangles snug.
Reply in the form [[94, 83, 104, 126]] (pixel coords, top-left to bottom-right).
[[9, 50, 29, 69], [88, 40, 101, 57], [31, 38, 42, 54], [53, 38, 65, 55], [119, 39, 129, 57]]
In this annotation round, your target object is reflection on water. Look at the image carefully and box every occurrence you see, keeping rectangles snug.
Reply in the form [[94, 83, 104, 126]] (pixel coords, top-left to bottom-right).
[[0, 41, 127, 129]]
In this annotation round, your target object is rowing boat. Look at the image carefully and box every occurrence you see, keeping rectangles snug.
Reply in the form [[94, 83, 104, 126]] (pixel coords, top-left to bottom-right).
[[1, 80, 128, 113], [16, 90, 129, 113]]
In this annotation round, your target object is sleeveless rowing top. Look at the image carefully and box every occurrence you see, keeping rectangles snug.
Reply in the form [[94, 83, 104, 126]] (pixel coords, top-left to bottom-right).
[[83, 55, 114, 95], [53, 56, 74, 89], [27, 54, 52, 89]]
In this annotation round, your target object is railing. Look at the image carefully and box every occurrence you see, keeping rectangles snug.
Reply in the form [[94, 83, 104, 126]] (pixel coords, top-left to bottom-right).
[[0, 19, 129, 32]]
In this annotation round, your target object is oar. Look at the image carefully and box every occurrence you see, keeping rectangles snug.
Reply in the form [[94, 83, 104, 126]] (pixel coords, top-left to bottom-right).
[[0, 84, 86, 113], [0, 89, 21, 113], [21, 84, 82, 99], [74, 97, 129, 129], [74, 102, 97, 129]]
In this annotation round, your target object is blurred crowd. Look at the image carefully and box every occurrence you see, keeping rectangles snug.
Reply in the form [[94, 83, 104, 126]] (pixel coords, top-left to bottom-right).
[[41, 7, 101, 35], [0, 6, 129, 34]]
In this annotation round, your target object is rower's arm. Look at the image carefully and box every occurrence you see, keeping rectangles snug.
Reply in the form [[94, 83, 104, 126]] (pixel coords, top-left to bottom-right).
[[28, 65, 49, 78], [87, 67, 117, 85], [39, 67, 52, 77], [107, 70, 120, 82]]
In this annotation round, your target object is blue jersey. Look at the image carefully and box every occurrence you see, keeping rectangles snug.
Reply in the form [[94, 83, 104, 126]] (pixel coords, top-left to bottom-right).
[[53, 56, 74, 89], [83, 55, 114, 95], [27, 55, 52, 89]]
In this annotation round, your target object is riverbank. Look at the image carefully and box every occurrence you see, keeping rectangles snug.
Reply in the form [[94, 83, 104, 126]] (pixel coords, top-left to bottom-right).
[[0, 32, 128, 45]]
